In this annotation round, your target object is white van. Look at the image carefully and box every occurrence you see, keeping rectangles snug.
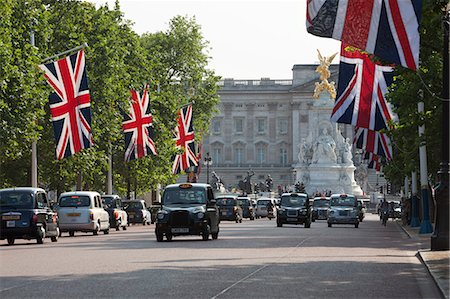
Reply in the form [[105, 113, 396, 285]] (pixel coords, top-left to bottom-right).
[[58, 191, 110, 237]]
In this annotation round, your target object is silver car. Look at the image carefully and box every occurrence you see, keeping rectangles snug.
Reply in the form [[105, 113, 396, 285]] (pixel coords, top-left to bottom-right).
[[327, 194, 359, 228], [58, 191, 110, 236]]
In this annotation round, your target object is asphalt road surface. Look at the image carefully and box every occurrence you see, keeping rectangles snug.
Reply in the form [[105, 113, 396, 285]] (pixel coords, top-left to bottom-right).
[[0, 214, 442, 299]]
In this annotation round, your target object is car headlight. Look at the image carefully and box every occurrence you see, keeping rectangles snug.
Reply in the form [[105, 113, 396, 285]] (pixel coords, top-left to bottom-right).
[[278, 208, 285, 213], [157, 211, 168, 220], [197, 212, 204, 219], [329, 210, 335, 215]]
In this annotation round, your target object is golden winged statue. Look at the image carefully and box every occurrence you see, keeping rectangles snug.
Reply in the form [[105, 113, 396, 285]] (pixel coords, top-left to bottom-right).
[[313, 49, 338, 100]]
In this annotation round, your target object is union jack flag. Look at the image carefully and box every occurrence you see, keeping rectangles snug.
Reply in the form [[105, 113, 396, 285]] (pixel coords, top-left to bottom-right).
[[354, 126, 393, 160], [306, 0, 422, 70], [39, 50, 93, 160], [331, 44, 395, 131], [122, 87, 157, 162], [172, 104, 198, 174], [363, 152, 382, 171]]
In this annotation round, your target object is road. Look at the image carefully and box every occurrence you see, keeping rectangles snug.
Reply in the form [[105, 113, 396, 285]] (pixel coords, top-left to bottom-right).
[[0, 214, 442, 299]]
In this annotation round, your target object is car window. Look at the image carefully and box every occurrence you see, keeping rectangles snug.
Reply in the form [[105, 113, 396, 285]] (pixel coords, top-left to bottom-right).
[[330, 196, 356, 206], [280, 195, 307, 207], [236, 199, 249, 206], [217, 198, 236, 206], [0, 190, 34, 209], [59, 196, 91, 207], [257, 200, 270, 206], [313, 199, 330, 207], [163, 187, 207, 205], [36, 192, 47, 209], [102, 197, 115, 208]]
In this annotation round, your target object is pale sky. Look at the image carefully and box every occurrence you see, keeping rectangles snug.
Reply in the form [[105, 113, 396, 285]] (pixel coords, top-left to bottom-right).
[[88, 0, 341, 79]]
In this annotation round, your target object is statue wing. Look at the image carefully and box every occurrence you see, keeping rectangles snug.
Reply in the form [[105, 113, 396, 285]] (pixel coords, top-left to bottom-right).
[[317, 49, 323, 62], [328, 52, 338, 64]]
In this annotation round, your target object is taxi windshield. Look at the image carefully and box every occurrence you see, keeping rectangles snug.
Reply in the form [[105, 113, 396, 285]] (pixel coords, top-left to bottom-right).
[[280, 195, 307, 207], [313, 199, 330, 207], [163, 187, 207, 205], [330, 196, 356, 206]]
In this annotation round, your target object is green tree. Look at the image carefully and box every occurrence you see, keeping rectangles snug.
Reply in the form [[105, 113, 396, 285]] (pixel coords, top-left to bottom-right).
[[384, 0, 445, 187], [0, 0, 50, 186]]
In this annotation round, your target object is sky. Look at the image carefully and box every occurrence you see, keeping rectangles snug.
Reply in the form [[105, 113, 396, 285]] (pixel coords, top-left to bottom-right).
[[88, 0, 341, 79]]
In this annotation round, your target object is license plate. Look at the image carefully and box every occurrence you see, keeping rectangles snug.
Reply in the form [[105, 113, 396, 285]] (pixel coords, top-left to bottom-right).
[[171, 228, 189, 233], [222, 211, 227, 215], [6, 220, 15, 228], [67, 213, 80, 217], [287, 218, 297, 222], [2, 215, 20, 220], [129, 214, 134, 219]]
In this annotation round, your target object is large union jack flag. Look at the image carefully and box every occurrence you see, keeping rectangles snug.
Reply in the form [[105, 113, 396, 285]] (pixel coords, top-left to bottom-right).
[[172, 104, 198, 174], [354, 126, 393, 160], [306, 0, 422, 70], [39, 50, 93, 160], [122, 87, 157, 162], [330, 44, 395, 131]]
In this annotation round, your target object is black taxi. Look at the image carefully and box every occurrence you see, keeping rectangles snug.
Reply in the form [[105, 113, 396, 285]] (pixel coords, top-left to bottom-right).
[[0, 187, 59, 245], [155, 183, 220, 242]]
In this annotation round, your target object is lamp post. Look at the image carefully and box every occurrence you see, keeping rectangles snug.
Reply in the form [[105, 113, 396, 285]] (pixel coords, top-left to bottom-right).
[[204, 152, 212, 184]]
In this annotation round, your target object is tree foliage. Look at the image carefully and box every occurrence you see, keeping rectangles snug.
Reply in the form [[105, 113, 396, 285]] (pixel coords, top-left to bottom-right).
[[384, 0, 445, 187], [0, 0, 220, 196]]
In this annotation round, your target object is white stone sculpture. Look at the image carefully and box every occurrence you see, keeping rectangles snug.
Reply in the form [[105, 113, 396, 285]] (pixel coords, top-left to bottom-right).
[[342, 138, 353, 164], [312, 127, 337, 164]]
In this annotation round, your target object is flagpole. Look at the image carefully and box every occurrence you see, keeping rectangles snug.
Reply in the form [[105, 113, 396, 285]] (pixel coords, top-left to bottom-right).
[[30, 27, 38, 188], [42, 43, 88, 63]]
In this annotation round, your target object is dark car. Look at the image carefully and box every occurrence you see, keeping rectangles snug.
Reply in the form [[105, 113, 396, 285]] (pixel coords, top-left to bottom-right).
[[155, 183, 220, 242], [101, 195, 128, 231], [216, 195, 242, 223], [0, 187, 59, 245], [123, 200, 151, 225], [312, 197, 330, 221], [276, 193, 312, 228], [237, 197, 255, 220]]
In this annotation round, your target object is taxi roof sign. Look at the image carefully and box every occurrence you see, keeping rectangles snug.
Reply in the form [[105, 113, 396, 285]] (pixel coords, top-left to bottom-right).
[[179, 183, 192, 189]]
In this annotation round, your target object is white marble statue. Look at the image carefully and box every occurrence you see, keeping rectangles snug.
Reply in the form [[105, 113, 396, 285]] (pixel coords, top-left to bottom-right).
[[298, 138, 313, 165], [342, 138, 353, 164], [312, 127, 337, 164]]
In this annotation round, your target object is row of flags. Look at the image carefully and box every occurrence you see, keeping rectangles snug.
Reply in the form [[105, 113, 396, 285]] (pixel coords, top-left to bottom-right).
[[307, 0, 423, 170], [38, 50, 198, 175]]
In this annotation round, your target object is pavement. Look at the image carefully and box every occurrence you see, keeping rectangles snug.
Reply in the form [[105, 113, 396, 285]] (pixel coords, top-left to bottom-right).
[[397, 220, 450, 299]]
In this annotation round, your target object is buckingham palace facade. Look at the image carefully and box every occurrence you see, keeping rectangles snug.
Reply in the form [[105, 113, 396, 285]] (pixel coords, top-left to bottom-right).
[[196, 64, 360, 190]]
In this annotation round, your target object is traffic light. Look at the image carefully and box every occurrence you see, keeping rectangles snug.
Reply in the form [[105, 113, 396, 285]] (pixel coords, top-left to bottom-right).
[[386, 182, 391, 194]]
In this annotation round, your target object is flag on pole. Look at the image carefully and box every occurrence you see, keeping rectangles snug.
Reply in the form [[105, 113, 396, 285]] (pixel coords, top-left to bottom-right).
[[172, 103, 198, 174], [122, 86, 157, 162], [363, 151, 382, 171], [354, 126, 393, 160], [39, 50, 93, 160], [306, 0, 422, 70], [330, 44, 395, 131]]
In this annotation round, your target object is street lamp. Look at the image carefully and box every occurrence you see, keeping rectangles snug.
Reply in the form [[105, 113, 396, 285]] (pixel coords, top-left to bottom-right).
[[204, 152, 212, 184]]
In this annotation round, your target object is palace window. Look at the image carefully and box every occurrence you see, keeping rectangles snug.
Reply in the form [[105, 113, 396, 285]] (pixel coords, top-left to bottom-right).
[[280, 148, 288, 165], [278, 119, 288, 134], [256, 118, 266, 134], [211, 118, 221, 134], [234, 118, 244, 134]]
